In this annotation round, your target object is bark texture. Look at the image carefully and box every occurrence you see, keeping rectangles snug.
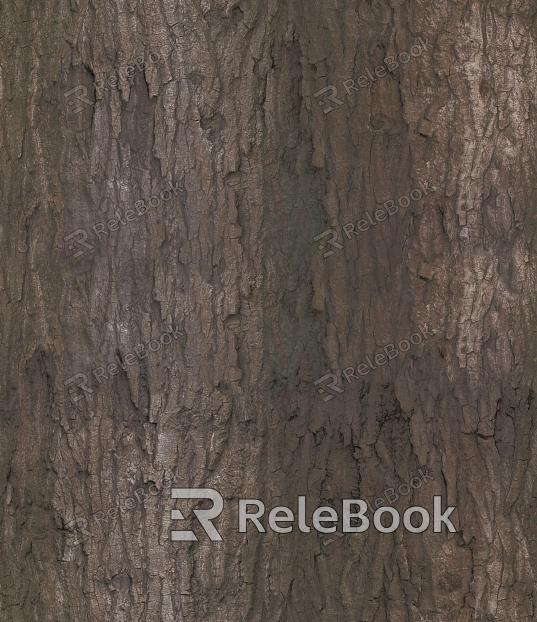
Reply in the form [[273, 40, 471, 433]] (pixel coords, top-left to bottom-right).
[[1, 0, 537, 620]]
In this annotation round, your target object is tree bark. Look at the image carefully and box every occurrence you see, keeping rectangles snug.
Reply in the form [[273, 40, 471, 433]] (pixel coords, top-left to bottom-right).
[[1, 0, 537, 620]]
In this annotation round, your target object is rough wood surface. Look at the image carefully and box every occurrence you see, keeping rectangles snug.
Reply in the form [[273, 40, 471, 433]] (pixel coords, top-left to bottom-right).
[[1, 0, 537, 620]]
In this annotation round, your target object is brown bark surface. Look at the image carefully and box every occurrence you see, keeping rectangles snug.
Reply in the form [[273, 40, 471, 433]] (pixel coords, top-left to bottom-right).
[[1, 0, 537, 620]]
